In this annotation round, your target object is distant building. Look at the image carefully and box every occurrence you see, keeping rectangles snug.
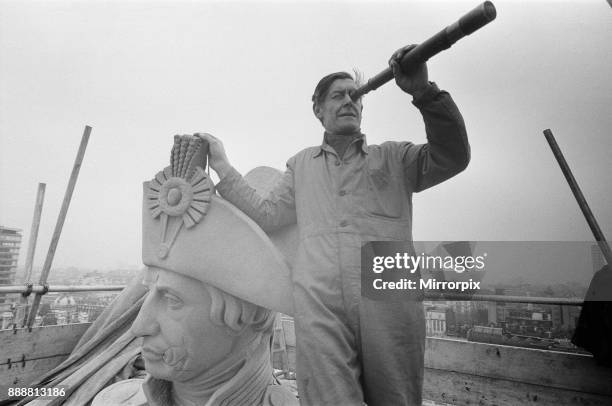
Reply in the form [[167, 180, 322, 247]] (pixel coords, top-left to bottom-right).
[[551, 305, 581, 332], [426, 308, 447, 337], [449, 301, 472, 325], [77, 311, 89, 323], [51, 294, 78, 324], [504, 308, 553, 335], [12, 303, 28, 328], [52, 294, 77, 308], [77, 303, 106, 321], [0, 226, 22, 305], [487, 301, 497, 325], [1, 311, 14, 329], [468, 325, 503, 342]]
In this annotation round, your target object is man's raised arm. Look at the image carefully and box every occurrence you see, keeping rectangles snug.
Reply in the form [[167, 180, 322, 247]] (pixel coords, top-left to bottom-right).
[[388, 45, 470, 192], [195, 133, 297, 231]]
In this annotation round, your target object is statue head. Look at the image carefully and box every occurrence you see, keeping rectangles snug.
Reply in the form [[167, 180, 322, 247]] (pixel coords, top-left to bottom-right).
[[130, 266, 275, 383], [126, 136, 296, 404], [88, 137, 298, 406], [141, 135, 294, 316]]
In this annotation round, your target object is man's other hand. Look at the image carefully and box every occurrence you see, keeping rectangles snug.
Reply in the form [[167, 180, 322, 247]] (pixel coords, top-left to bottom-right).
[[388, 44, 429, 99], [194, 133, 232, 180]]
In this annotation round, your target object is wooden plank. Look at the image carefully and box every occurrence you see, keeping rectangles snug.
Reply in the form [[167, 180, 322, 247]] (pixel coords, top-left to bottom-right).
[[425, 337, 612, 396], [0, 323, 91, 364], [3, 320, 610, 405], [0, 355, 69, 398], [23, 333, 139, 406], [424, 367, 612, 406], [0, 324, 91, 402], [279, 321, 611, 398]]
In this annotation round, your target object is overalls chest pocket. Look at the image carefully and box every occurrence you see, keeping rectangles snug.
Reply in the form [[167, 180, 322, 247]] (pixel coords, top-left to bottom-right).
[[364, 162, 403, 219]]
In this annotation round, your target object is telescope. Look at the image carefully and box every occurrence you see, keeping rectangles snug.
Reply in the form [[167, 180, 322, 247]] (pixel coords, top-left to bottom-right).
[[351, 1, 497, 100]]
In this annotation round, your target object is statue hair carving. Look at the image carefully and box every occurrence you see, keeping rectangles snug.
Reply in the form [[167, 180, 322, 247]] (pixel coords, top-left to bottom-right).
[[205, 284, 276, 335]]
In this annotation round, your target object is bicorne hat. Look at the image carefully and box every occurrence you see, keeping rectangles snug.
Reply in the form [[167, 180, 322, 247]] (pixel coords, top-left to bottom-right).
[[142, 135, 295, 316]]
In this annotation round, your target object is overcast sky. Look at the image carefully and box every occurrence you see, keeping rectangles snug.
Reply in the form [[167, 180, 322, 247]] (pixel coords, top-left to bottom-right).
[[1, 0, 610, 281]]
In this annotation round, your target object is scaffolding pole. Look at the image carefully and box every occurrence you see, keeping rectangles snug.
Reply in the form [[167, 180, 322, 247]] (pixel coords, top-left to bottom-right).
[[26, 126, 92, 328]]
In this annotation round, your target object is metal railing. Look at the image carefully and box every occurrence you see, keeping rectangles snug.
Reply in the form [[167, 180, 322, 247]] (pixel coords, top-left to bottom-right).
[[425, 292, 583, 306], [0, 284, 125, 295], [0, 284, 584, 306]]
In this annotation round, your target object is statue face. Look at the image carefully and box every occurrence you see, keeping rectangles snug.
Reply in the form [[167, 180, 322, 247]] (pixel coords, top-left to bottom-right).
[[130, 267, 236, 382]]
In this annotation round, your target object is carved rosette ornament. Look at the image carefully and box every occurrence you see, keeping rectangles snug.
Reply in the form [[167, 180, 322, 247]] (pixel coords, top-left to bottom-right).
[[147, 135, 212, 259]]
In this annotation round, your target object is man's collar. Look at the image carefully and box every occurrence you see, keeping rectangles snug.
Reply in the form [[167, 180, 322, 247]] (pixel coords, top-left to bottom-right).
[[313, 132, 368, 158], [358, 135, 368, 154]]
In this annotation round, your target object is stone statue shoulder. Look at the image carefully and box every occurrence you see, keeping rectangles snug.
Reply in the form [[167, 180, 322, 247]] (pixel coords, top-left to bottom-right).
[[92, 378, 299, 406], [91, 378, 147, 406], [262, 382, 299, 406]]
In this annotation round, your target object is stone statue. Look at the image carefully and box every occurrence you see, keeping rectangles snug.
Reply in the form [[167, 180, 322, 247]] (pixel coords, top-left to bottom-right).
[[22, 136, 298, 406], [92, 136, 297, 406], [92, 268, 294, 406]]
